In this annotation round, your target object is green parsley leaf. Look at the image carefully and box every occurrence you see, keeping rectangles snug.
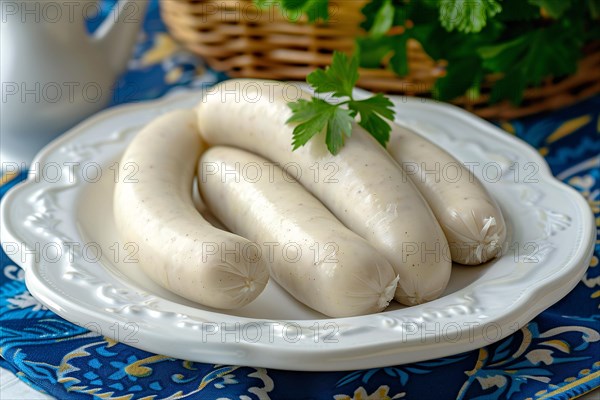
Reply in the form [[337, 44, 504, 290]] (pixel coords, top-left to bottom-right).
[[370, 0, 395, 37], [287, 98, 355, 155], [263, 0, 329, 22], [287, 51, 396, 154], [434, 56, 483, 101], [288, 98, 334, 150], [349, 94, 395, 147], [439, 0, 502, 33], [410, 23, 444, 59], [349, 93, 395, 121], [489, 71, 528, 105], [389, 34, 409, 76], [360, 0, 385, 31], [307, 52, 359, 98], [478, 36, 528, 73], [273, 0, 595, 107], [480, 24, 582, 104], [356, 36, 394, 69], [304, 0, 329, 22], [326, 108, 356, 154], [281, 0, 307, 9]]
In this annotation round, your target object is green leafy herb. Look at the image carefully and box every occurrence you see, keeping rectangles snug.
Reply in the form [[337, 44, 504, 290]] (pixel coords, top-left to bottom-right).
[[262, 0, 596, 106], [479, 23, 582, 104], [433, 56, 483, 101], [428, 21, 501, 101], [348, 94, 395, 146], [356, 36, 394, 69], [389, 34, 409, 76], [255, 0, 329, 22], [307, 52, 359, 97], [439, 0, 502, 33], [288, 98, 355, 154], [287, 52, 396, 155], [369, 0, 395, 37]]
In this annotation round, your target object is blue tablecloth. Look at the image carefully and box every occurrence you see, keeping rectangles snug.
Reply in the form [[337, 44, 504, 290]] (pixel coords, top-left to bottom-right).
[[1, 1, 599, 398]]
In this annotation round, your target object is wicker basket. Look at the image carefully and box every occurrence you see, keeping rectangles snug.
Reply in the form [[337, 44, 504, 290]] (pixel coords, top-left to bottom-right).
[[161, 0, 600, 119]]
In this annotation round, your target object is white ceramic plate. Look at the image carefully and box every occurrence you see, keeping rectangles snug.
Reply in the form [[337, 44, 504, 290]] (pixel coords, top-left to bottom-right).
[[1, 87, 595, 371]]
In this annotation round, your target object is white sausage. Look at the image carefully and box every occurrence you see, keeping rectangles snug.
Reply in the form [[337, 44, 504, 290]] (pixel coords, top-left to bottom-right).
[[387, 123, 507, 265], [199, 146, 399, 317], [113, 110, 268, 309], [196, 79, 451, 305]]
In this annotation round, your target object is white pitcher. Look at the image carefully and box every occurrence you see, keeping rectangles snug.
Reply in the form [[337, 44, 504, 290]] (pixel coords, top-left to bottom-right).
[[1, 0, 148, 165]]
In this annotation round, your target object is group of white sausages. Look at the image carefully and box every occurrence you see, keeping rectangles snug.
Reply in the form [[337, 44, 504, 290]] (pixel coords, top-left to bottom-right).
[[114, 80, 507, 318]]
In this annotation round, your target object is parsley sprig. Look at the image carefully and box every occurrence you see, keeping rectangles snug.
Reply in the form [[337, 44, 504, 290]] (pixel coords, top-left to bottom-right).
[[358, 0, 595, 105], [287, 52, 396, 155], [264, 0, 599, 106]]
